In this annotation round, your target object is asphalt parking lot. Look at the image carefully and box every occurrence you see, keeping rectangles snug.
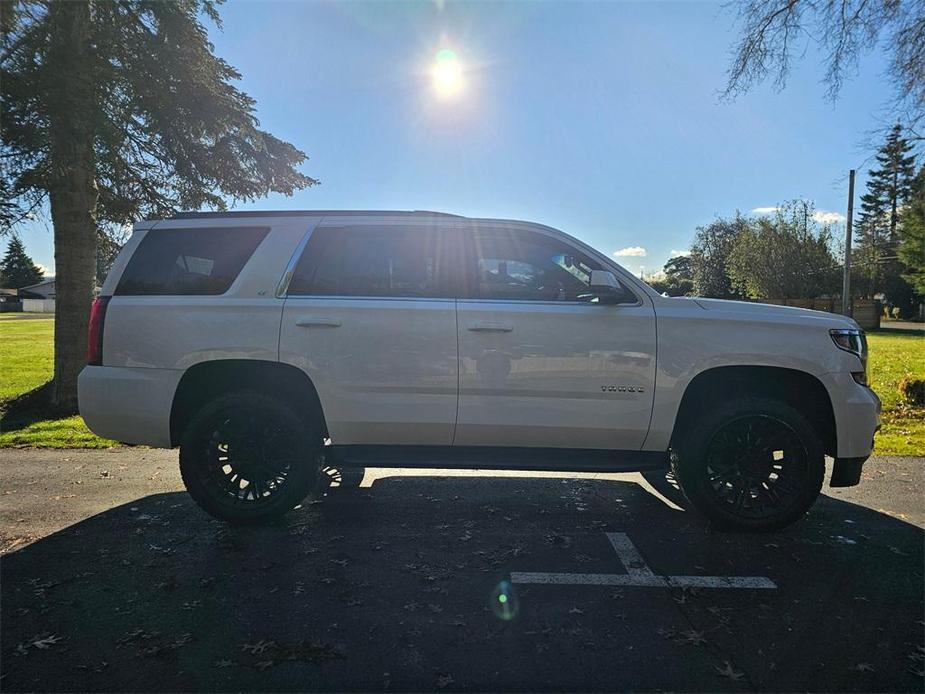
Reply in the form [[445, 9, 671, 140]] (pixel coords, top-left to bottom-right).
[[1, 449, 923, 692]]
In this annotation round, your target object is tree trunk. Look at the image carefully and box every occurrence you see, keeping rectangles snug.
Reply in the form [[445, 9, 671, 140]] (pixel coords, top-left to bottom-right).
[[890, 171, 899, 245], [46, 1, 98, 411]]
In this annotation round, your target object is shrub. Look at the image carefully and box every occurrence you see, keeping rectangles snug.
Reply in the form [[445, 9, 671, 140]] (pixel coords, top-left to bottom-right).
[[898, 377, 925, 407]]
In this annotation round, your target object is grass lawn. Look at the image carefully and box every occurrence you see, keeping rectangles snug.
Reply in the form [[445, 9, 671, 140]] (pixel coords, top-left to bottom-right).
[[0, 315, 53, 400], [0, 316, 115, 448], [865, 330, 925, 456], [0, 317, 922, 455]]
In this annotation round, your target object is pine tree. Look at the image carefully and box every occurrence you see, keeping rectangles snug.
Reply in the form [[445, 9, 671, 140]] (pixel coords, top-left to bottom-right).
[[898, 166, 925, 297], [0, 236, 45, 289], [854, 123, 917, 297], [1, 1, 318, 409]]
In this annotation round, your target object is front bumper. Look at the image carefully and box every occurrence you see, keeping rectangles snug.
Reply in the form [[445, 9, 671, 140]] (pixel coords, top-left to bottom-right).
[[821, 372, 881, 488], [820, 371, 881, 460], [830, 456, 870, 487]]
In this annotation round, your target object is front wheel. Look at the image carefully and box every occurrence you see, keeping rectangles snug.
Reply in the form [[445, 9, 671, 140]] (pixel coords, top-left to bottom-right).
[[673, 397, 825, 532], [179, 392, 322, 524]]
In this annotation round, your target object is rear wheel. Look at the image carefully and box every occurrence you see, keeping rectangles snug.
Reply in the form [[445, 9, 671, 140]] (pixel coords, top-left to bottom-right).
[[673, 397, 824, 532], [179, 392, 322, 524]]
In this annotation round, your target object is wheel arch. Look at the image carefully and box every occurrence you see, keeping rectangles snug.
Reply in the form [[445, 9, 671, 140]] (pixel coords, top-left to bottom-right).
[[670, 365, 837, 456], [170, 359, 327, 447]]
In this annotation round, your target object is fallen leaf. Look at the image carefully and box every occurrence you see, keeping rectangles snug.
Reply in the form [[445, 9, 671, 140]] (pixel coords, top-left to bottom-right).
[[714, 661, 745, 681], [242, 639, 275, 655], [676, 630, 707, 646], [30, 634, 63, 650]]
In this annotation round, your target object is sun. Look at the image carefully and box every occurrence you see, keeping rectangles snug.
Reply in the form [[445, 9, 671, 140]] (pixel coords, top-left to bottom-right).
[[431, 48, 463, 98]]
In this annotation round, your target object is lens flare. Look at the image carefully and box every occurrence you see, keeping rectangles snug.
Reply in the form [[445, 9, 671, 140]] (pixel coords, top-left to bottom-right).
[[491, 580, 519, 621], [432, 48, 463, 98]]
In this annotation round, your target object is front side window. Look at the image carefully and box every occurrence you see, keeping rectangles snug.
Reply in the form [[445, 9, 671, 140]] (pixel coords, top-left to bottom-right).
[[468, 230, 607, 302], [287, 227, 455, 298], [116, 226, 268, 295]]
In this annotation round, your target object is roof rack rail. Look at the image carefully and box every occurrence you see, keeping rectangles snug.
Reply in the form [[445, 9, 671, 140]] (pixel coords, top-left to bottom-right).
[[168, 209, 464, 220]]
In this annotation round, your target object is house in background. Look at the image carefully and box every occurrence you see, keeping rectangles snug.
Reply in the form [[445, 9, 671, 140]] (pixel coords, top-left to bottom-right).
[[19, 278, 56, 299], [18, 278, 56, 313], [0, 288, 22, 312], [15, 278, 100, 313]]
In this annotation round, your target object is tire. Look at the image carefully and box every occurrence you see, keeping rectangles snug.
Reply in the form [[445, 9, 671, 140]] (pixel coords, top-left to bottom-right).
[[179, 391, 322, 524], [673, 396, 825, 532]]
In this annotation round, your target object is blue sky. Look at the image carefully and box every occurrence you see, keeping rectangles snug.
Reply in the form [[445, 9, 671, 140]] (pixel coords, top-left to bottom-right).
[[17, 0, 898, 279]]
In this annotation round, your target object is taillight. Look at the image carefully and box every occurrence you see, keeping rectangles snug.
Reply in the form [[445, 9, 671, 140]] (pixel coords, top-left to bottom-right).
[[86, 296, 110, 365]]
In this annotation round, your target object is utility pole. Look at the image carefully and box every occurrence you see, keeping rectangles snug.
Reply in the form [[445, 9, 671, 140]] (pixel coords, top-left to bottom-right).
[[842, 169, 856, 316]]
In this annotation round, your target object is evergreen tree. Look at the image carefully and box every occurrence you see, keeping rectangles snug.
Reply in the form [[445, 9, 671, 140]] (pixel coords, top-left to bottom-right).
[[898, 166, 925, 297], [0, 236, 45, 288], [854, 123, 917, 297], [1, 1, 317, 408]]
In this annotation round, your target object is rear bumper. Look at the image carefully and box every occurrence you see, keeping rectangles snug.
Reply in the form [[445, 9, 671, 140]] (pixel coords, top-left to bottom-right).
[[78, 366, 182, 448]]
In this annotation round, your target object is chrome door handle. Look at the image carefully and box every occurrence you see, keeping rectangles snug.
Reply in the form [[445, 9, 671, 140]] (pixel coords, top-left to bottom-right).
[[467, 321, 514, 332], [295, 317, 342, 328]]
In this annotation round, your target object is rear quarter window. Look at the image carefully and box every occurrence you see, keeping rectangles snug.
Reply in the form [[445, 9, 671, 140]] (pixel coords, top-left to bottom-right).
[[115, 227, 269, 296]]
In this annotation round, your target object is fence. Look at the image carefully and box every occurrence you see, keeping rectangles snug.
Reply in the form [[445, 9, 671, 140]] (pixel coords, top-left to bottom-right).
[[21, 299, 56, 313], [758, 298, 881, 330]]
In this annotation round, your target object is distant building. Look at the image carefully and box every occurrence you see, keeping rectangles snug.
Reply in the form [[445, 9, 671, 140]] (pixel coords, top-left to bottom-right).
[[18, 278, 56, 299], [0, 288, 21, 312]]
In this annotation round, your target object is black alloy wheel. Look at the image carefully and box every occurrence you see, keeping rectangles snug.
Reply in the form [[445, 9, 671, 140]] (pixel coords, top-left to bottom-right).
[[180, 392, 321, 524], [674, 396, 825, 531]]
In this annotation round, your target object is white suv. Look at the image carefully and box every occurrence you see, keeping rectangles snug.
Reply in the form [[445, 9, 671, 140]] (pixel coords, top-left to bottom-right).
[[78, 210, 880, 530]]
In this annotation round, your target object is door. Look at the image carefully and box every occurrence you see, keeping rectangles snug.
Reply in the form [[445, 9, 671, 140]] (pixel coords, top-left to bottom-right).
[[280, 225, 460, 445], [455, 227, 656, 449]]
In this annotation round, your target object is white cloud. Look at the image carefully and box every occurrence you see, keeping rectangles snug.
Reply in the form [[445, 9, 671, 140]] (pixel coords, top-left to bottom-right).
[[812, 210, 845, 224], [752, 205, 845, 224], [613, 246, 647, 258], [669, 249, 691, 257], [36, 264, 52, 277]]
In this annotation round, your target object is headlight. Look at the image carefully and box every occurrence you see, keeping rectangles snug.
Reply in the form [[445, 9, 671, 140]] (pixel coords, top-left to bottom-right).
[[830, 328, 868, 384]]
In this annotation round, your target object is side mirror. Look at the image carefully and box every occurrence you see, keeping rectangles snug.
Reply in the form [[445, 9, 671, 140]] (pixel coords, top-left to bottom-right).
[[589, 270, 634, 305]]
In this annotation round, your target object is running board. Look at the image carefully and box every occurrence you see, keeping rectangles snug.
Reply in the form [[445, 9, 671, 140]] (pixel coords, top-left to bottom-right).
[[325, 445, 668, 473]]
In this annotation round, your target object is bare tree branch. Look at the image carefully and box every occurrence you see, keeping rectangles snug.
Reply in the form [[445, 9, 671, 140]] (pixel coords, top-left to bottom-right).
[[723, 0, 923, 128]]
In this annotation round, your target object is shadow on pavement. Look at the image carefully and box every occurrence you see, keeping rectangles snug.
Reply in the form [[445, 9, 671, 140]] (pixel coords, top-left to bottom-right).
[[2, 474, 923, 692]]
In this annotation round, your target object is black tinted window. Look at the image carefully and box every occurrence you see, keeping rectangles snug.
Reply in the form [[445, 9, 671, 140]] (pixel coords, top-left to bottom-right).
[[469, 230, 604, 301], [288, 228, 455, 298], [116, 227, 268, 295]]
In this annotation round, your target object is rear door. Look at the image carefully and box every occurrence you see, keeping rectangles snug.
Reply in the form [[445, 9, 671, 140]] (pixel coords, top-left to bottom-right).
[[454, 227, 657, 450], [279, 224, 461, 445]]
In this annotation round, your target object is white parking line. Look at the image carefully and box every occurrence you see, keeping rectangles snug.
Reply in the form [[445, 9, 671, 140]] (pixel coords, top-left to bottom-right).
[[511, 532, 777, 589]]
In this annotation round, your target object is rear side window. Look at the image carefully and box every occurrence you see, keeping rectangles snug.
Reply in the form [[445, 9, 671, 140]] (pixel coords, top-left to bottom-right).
[[115, 227, 268, 295], [287, 227, 458, 298]]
